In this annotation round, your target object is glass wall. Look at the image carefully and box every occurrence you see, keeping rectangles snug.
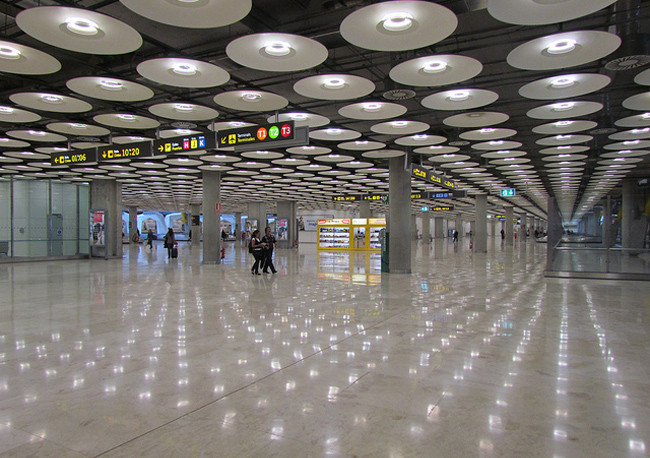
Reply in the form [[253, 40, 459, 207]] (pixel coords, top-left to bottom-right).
[[0, 177, 89, 258]]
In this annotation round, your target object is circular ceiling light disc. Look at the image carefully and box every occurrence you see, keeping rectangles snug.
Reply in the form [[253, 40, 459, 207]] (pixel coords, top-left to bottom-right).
[[339, 101, 407, 120], [9, 92, 92, 113], [615, 114, 650, 128], [265, 113, 329, 128], [609, 128, 650, 141], [459, 128, 517, 141], [488, 0, 617, 25], [389, 54, 482, 87], [0, 138, 31, 148], [413, 146, 459, 155], [0, 105, 41, 123], [208, 121, 256, 132], [309, 128, 361, 141], [213, 90, 288, 112], [422, 89, 498, 110], [536, 134, 593, 146], [519, 73, 611, 100], [527, 101, 603, 119], [507, 31, 621, 71], [340, 1, 457, 52], [148, 103, 219, 121], [634, 68, 650, 86], [7, 130, 67, 142], [532, 120, 598, 135], [443, 112, 509, 128], [395, 134, 447, 146], [472, 140, 522, 151], [120, 0, 251, 28], [604, 140, 650, 150], [0, 40, 61, 75], [46, 122, 110, 136], [226, 33, 327, 72], [294, 74, 375, 100], [66, 76, 154, 102], [93, 113, 160, 129], [362, 149, 406, 159], [371, 120, 430, 136], [286, 146, 331, 156], [622, 92, 650, 111], [137, 58, 230, 88], [16, 6, 143, 55], [338, 140, 387, 151], [539, 146, 590, 155]]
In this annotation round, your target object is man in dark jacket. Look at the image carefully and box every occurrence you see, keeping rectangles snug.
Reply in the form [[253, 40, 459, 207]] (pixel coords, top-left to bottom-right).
[[261, 226, 277, 274]]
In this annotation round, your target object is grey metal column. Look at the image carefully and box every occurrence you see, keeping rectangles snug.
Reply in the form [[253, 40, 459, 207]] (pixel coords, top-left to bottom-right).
[[621, 179, 634, 249], [602, 197, 611, 247], [455, 214, 463, 238], [505, 206, 514, 245], [276, 201, 296, 249], [128, 206, 137, 243], [247, 202, 266, 232], [190, 203, 201, 243], [490, 217, 496, 238], [388, 156, 411, 273], [546, 196, 563, 271], [359, 201, 371, 218], [411, 213, 418, 240], [474, 193, 487, 253], [89, 179, 123, 259], [421, 212, 430, 243], [234, 211, 242, 239], [434, 216, 444, 238], [202, 171, 221, 264]]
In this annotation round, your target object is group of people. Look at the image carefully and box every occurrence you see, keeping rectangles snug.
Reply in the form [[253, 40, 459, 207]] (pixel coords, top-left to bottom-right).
[[250, 227, 277, 275]]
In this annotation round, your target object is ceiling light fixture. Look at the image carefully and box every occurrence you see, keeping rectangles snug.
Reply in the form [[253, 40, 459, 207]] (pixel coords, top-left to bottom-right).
[[546, 39, 577, 55], [381, 12, 414, 32], [362, 103, 382, 112], [0, 46, 21, 60], [289, 113, 308, 120], [555, 121, 574, 127], [552, 102, 575, 112], [391, 121, 409, 127], [323, 78, 346, 89], [117, 114, 136, 121], [449, 91, 470, 101], [174, 104, 194, 112], [550, 76, 576, 88], [41, 94, 63, 104], [0, 106, 14, 114], [28, 130, 46, 136], [99, 80, 123, 91], [263, 41, 292, 57], [241, 92, 261, 102], [69, 123, 87, 128], [326, 128, 342, 135], [422, 61, 447, 73], [64, 17, 100, 36], [171, 63, 198, 76]]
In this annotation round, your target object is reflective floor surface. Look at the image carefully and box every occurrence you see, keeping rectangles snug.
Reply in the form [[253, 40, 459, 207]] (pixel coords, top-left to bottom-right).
[[0, 238, 648, 456]]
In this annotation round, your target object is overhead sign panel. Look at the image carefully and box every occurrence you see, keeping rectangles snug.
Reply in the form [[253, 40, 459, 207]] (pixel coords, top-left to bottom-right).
[[501, 188, 516, 197], [217, 121, 295, 148], [98, 141, 152, 162], [432, 206, 454, 211], [51, 148, 97, 166], [154, 133, 215, 155], [411, 166, 456, 190]]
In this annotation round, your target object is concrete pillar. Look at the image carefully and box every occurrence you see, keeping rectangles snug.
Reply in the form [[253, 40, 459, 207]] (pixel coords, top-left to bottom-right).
[[602, 197, 612, 247], [474, 194, 487, 253], [235, 211, 242, 239], [505, 206, 514, 245], [422, 212, 431, 243], [519, 214, 527, 239], [434, 216, 444, 238], [202, 171, 221, 264], [490, 217, 496, 238], [546, 196, 563, 270], [622, 179, 634, 249], [388, 156, 411, 273], [128, 205, 137, 243], [246, 202, 266, 233], [411, 214, 418, 240], [359, 201, 371, 219], [455, 214, 463, 238], [276, 201, 296, 249], [89, 180, 122, 258], [190, 203, 201, 243]]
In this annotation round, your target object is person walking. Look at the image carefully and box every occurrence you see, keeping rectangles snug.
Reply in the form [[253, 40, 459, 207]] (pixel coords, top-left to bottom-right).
[[146, 228, 154, 249], [501, 229, 505, 240], [261, 226, 277, 274], [453, 229, 459, 244], [250, 229, 266, 275], [164, 228, 175, 258]]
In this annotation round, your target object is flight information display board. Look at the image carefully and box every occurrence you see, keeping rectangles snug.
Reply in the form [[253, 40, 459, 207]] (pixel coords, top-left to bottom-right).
[[98, 141, 153, 162], [51, 148, 97, 166]]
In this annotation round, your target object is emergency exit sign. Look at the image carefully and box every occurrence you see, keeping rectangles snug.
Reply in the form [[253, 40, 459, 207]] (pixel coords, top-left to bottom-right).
[[501, 188, 516, 197]]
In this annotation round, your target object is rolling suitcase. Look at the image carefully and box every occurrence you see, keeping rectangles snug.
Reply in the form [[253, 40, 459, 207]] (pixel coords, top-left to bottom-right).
[[171, 245, 178, 258]]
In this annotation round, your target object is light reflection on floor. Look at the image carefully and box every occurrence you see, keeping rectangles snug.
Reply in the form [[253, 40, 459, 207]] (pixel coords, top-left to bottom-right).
[[0, 238, 647, 456]]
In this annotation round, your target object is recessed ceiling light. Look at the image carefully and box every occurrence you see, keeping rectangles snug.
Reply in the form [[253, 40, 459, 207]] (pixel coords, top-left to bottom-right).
[[41, 94, 63, 104], [546, 39, 577, 55], [550, 76, 576, 88], [263, 41, 292, 57], [64, 17, 100, 36], [28, 130, 46, 136], [362, 103, 382, 112], [241, 92, 261, 102], [0, 46, 21, 60], [171, 63, 198, 76], [99, 80, 123, 91], [552, 102, 575, 112], [229, 122, 245, 127], [391, 121, 408, 127], [381, 12, 414, 32], [69, 123, 87, 128], [422, 61, 447, 73], [449, 90, 470, 101], [323, 78, 346, 89], [326, 128, 342, 135], [174, 104, 194, 112], [555, 121, 574, 127], [117, 114, 136, 121], [0, 106, 14, 114], [289, 113, 308, 120]]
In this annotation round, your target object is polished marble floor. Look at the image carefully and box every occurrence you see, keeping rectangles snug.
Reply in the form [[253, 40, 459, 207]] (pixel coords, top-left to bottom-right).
[[0, 238, 648, 457]]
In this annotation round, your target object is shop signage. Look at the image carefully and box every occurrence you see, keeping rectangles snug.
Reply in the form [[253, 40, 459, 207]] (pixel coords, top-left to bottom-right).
[[431, 206, 454, 211], [217, 121, 294, 148], [51, 148, 97, 166], [411, 166, 456, 190], [318, 218, 350, 225], [501, 188, 516, 197]]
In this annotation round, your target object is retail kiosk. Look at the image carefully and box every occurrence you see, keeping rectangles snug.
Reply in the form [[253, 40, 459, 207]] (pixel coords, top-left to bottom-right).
[[317, 218, 386, 251]]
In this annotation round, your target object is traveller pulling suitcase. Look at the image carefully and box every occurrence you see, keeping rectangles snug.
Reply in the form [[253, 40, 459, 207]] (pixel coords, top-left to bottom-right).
[[171, 242, 178, 258]]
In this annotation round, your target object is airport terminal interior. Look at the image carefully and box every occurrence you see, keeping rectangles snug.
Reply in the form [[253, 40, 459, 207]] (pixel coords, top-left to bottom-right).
[[0, 0, 649, 456]]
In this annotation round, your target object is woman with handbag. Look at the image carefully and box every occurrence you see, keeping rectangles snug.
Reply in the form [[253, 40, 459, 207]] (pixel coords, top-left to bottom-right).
[[163, 228, 175, 258], [249, 229, 266, 275]]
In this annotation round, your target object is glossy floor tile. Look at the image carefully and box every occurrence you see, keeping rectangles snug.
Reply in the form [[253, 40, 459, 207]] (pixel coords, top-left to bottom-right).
[[0, 238, 648, 457]]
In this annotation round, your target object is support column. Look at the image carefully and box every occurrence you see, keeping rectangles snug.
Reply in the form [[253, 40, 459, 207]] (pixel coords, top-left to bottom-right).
[[505, 206, 514, 245], [622, 179, 634, 249], [388, 156, 411, 273], [474, 193, 487, 253], [455, 214, 463, 238], [190, 203, 201, 243], [434, 216, 444, 238], [519, 214, 527, 239], [247, 202, 266, 233], [202, 171, 221, 264], [546, 196, 563, 270], [602, 197, 612, 247], [276, 201, 296, 249], [359, 201, 371, 219], [235, 211, 242, 240], [490, 217, 496, 238], [128, 205, 137, 243], [89, 180, 122, 258], [421, 212, 431, 243], [411, 214, 418, 240]]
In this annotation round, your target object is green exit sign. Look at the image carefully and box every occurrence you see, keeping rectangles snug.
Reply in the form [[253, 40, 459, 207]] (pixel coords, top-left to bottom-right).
[[501, 188, 516, 197]]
